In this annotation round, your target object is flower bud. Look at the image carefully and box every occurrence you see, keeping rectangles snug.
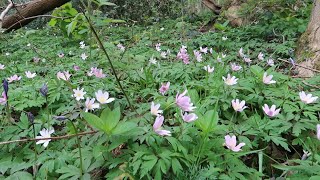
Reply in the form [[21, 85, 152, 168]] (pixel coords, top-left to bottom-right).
[[40, 84, 48, 97], [2, 79, 8, 97], [27, 112, 35, 124]]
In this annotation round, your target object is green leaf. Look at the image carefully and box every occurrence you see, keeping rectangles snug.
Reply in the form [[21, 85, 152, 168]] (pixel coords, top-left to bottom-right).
[[100, 107, 121, 132], [111, 122, 136, 135], [5, 171, 33, 180], [66, 19, 77, 36], [81, 112, 105, 132], [171, 158, 183, 175]]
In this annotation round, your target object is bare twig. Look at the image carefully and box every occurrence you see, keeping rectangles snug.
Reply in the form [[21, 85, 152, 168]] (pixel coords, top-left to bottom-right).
[[0, 130, 98, 145], [278, 58, 320, 73], [0, 0, 13, 22], [302, 81, 320, 89]]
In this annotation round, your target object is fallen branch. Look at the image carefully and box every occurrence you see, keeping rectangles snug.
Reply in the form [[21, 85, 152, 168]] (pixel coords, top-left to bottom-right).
[[0, 130, 98, 145], [0, 0, 13, 23], [277, 58, 320, 73]]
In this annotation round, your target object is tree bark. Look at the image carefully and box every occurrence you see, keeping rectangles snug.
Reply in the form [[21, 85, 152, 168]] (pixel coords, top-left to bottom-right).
[[1, 0, 71, 31], [296, 0, 320, 76]]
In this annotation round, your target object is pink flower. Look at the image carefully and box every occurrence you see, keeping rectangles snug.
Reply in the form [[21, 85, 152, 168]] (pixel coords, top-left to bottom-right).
[[244, 57, 252, 63], [117, 43, 125, 51], [7, 75, 21, 83], [224, 135, 245, 152], [0, 64, 5, 70], [209, 48, 213, 54], [230, 63, 242, 71], [84, 98, 100, 112], [177, 46, 189, 64], [159, 82, 170, 95], [87, 67, 106, 78], [263, 72, 276, 84], [262, 104, 280, 117], [94, 69, 106, 78], [182, 112, 198, 122], [56, 71, 71, 81], [231, 99, 247, 112], [222, 74, 238, 86], [176, 90, 196, 112], [153, 116, 171, 136], [317, 124, 320, 140], [73, 65, 80, 71], [299, 91, 318, 104], [203, 65, 214, 73], [0, 92, 7, 105], [267, 59, 274, 66], [193, 50, 202, 62]]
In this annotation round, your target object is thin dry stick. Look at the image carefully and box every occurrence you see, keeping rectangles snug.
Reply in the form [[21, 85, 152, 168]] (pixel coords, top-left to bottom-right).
[[277, 58, 320, 73], [302, 81, 320, 89], [0, 0, 13, 22], [0, 130, 98, 145]]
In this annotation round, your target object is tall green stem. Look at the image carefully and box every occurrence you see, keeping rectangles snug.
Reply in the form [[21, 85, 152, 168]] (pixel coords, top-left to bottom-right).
[[32, 123, 38, 179], [69, 120, 83, 178]]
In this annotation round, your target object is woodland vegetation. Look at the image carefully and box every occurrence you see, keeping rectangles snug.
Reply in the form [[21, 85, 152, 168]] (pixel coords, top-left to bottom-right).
[[1, 0, 320, 179]]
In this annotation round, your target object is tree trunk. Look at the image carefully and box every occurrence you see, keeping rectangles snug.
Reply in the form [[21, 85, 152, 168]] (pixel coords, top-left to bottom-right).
[[1, 0, 71, 31], [296, 0, 320, 76]]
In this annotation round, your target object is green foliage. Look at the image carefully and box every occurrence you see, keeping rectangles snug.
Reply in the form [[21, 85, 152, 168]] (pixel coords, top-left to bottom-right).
[[0, 2, 319, 179]]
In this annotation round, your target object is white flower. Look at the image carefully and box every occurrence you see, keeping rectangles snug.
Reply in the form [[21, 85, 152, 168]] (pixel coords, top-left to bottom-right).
[[230, 63, 242, 71], [151, 102, 163, 116], [263, 72, 276, 84], [160, 27, 164, 31], [239, 47, 245, 58], [222, 53, 227, 58], [262, 104, 280, 117], [36, 128, 54, 148], [25, 71, 36, 79], [84, 98, 100, 112], [81, 53, 88, 60], [5, 52, 10, 56], [217, 56, 222, 63], [267, 59, 274, 66], [258, 52, 264, 60], [200, 47, 208, 54], [203, 65, 214, 73], [27, 43, 31, 47], [0, 64, 5, 70], [299, 91, 318, 104], [80, 41, 85, 49], [160, 51, 167, 58], [95, 90, 115, 104], [222, 36, 228, 41], [155, 43, 161, 52], [231, 99, 247, 112], [317, 124, 320, 141], [223, 74, 238, 86], [149, 56, 157, 65], [72, 87, 86, 101]]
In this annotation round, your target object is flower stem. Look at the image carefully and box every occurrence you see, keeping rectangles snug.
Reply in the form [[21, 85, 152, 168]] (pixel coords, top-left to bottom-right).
[[32, 123, 38, 179], [5, 102, 11, 122], [69, 120, 83, 177]]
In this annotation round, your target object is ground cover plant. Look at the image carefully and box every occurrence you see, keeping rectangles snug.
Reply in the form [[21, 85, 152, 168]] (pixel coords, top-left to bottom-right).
[[1, 1, 320, 179]]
